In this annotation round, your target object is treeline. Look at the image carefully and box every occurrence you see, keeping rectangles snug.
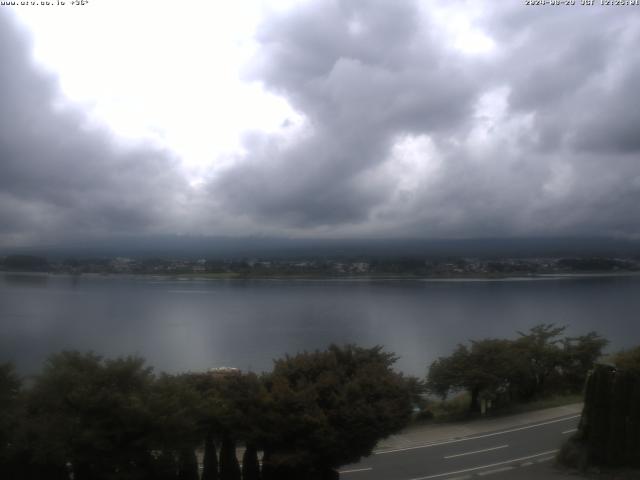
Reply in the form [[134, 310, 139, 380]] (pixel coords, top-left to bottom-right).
[[0, 255, 49, 272], [2, 254, 640, 277], [426, 324, 608, 413], [0, 326, 622, 478], [0, 345, 415, 480]]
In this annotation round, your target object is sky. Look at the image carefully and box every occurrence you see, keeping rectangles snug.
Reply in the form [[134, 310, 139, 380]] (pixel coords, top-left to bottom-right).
[[2, 0, 640, 248]]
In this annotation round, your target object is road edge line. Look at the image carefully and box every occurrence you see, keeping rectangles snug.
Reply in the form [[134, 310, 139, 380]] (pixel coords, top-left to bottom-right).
[[375, 415, 580, 455]]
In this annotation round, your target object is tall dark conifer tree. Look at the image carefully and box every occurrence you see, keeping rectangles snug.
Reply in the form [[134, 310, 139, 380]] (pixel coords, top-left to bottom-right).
[[177, 449, 199, 480], [202, 432, 219, 480], [219, 435, 241, 480], [241, 444, 260, 480], [153, 451, 179, 480]]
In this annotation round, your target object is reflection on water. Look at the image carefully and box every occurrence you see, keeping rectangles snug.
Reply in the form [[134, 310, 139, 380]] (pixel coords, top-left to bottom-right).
[[1, 273, 639, 376]]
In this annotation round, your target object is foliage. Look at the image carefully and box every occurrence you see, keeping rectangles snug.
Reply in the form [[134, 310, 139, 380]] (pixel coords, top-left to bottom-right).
[[148, 373, 203, 451], [0, 363, 21, 477], [219, 435, 241, 480], [427, 325, 608, 412], [177, 449, 199, 480], [508, 324, 568, 399], [613, 346, 640, 374], [427, 339, 524, 411], [261, 344, 413, 474], [201, 432, 219, 480], [25, 351, 157, 479], [0, 345, 413, 478], [241, 444, 260, 480], [1, 254, 49, 271], [561, 332, 609, 390]]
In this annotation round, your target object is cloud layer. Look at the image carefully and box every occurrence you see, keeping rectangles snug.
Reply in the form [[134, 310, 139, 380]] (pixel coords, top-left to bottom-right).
[[2, 2, 640, 245], [0, 12, 197, 246], [211, 1, 640, 238]]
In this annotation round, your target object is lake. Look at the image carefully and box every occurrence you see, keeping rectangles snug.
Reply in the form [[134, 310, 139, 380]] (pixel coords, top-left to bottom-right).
[[1, 272, 639, 377]]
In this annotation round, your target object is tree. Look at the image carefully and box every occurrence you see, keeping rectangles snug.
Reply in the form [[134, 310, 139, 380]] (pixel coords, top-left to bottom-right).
[[242, 444, 261, 480], [177, 448, 199, 480], [561, 332, 609, 390], [0, 363, 21, 479], [186, 370, 266, 480], [512, 324, 567, 399], [613, 345, 640, 374], [427, 340, 520, 412], [148, 373, 205, 480], [26, 351, 156, 480], [466, 339, 522, 410], [151, 451, 179, 480], [261, 344, 413, 477], [2, 254, 48, 271], [201, 432, 219, 480], [426, 345, 470, 400], [426, 325, 608, 412], [219, 434, 241, 480]]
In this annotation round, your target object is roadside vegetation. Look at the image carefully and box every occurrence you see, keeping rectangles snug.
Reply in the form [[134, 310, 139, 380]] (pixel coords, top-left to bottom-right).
[[416, 392, 584, 424], [609, 345, 640, 374], [423, 324, 607, 418], [0, 345, 415, 480], [0, 327, 629, 478]]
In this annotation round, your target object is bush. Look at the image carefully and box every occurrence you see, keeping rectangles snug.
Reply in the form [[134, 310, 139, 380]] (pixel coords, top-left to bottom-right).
[[613, 346, 640, 374], [414, 409, 434, 422]]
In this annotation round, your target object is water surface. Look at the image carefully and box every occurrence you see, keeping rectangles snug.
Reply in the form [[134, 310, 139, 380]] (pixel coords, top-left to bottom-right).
[[1, 273, 639, 376]]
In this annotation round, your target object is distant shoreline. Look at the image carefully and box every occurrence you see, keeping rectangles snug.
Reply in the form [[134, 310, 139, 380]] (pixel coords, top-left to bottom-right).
[[3, 270, 640, 282]]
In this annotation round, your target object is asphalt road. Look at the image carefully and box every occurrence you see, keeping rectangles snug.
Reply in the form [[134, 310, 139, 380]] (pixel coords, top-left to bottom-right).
[[339, 414, 580, 480]]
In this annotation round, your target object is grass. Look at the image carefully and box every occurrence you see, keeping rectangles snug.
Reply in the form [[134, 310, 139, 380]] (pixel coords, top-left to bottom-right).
[[412, 392, 472, 424], [492, 393, 583, 416]]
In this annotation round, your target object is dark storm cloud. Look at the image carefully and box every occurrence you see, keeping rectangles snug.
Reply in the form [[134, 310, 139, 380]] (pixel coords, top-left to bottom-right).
[[0, 11, 189, 245], [482, 5, 637, 154], [4, 1, 640, 244], [211, 0, 481, 228], [210, 1, 640, 238]]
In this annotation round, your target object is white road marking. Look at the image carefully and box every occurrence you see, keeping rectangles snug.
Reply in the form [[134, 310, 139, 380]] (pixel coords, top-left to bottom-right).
[[562, 428, 578, 434], [408, 449, 559, 480], [375, 415, 580, 455], [477, 466, 514, 476], [339, 467, 373, 474], [444, 444, 509, 459]]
